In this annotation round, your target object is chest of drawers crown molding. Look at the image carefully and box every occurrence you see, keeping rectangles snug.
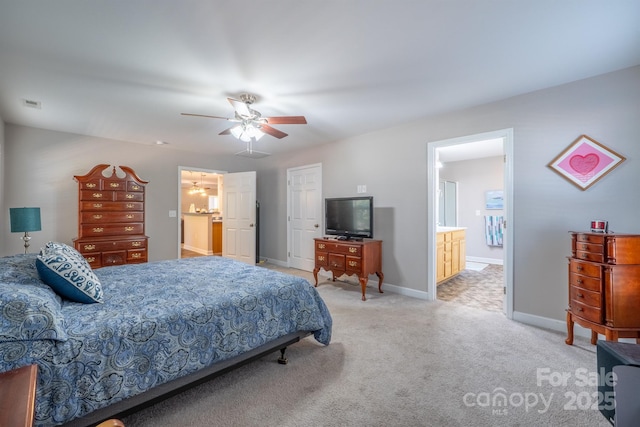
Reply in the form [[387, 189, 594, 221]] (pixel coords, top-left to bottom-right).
[[566, 231, 640, 345], [73, 164, 149, 268], [312, 238, 384, 301]]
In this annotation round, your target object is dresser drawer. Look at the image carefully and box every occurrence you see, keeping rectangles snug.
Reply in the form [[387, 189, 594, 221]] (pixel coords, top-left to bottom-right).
[[571, 300, 602, 324], [80, 201, 144, 212], [81, 212, 144, 223], [569, 272, 602, 293], [115, 191, 144, 202], [102, 250, 127, 266], [575, 250, 604, 263], [569, 259, 601, 278], [81, 223, 144, 237], [80, 190, 115, 201], [574, 241, 604, 255], [575, 233, 605, 245], [103, 180, 127, 191], [76, 238, 147, 254], [570, 285, 601, 308], [127, 249, 147, 263]]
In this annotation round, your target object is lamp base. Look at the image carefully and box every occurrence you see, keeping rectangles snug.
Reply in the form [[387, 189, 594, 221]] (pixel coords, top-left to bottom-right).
[[21, 232, 32, 254]]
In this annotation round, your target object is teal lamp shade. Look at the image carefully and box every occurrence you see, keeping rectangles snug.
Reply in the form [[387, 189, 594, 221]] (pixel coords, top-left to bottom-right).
[[10, 207, 41, 232], [10, 207, 41, 253]]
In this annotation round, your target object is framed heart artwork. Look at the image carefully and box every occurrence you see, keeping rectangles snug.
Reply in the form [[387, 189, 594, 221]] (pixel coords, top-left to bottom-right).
[[547, 135, 626, 190]]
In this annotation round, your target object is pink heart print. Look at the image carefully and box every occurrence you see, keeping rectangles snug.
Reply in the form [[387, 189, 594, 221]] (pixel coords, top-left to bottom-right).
[[569, 153, 599, 174]]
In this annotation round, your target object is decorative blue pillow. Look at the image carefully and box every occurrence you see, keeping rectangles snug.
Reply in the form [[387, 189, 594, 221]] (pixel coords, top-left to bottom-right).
[[0, 254, 68, 342], [36, 243, 104, 304]]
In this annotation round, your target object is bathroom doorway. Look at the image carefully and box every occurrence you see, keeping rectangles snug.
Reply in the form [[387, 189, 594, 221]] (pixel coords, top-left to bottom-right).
[[427, 129, 514, 318]]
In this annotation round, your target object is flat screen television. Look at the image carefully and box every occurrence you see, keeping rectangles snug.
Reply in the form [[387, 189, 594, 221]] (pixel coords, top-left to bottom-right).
[[325, 196, 373, 240]]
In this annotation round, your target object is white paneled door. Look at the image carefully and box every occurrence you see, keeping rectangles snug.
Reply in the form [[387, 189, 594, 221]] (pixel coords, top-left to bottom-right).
[[288, 164, 322, 271], [222, 171, 256, 265]]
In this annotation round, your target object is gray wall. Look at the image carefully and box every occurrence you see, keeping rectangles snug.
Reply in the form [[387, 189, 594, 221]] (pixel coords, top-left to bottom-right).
[[253, 66, 640, 321], [0, 126, 255, 261], [2, 66, 639, 325], [440, 156, 504, 262]]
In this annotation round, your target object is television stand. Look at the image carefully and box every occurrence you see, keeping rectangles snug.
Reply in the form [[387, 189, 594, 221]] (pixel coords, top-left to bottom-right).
[[313, 238, 383, 301]]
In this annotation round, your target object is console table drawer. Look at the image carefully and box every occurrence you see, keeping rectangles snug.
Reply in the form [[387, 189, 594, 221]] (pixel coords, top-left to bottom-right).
[[328, 253, 345, 269]]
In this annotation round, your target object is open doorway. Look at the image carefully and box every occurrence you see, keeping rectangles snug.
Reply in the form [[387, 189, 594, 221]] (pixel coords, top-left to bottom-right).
[[178, 167, 225, 259], [427, 129, 514, 318]]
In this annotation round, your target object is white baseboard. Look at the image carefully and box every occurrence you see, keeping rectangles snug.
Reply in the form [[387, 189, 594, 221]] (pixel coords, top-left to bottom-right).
[[466, 256, 503, 265], [380, 282, 430, 300], [182, 245, 213, 256]]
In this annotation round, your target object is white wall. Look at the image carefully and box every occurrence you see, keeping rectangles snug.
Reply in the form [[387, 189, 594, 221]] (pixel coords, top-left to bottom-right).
[[254, 66, 640, 321]]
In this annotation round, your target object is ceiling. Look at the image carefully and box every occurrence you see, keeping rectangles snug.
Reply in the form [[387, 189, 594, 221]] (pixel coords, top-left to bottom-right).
[[1, 1, 639, 158]]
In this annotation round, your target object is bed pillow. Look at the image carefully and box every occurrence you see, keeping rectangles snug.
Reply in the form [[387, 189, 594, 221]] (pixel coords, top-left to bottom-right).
[[36, 243, 104, 304], [0, 253, 67, 342]]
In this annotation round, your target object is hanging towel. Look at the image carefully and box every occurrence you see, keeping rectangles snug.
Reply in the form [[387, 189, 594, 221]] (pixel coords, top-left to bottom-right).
[[485, 215, 504, 247]]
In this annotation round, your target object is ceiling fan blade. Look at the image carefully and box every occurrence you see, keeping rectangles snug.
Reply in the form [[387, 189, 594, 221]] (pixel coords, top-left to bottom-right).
[[219, 128, 233, 135], [181, 113, 231, 120], [260, 124, 288, 139], [227, 97, 251, 117], [265, 116, 307, 125]]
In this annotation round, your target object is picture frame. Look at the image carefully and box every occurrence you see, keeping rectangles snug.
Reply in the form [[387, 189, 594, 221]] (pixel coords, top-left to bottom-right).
[[547, 135, 625, 191], [485, 190, 504, 210]]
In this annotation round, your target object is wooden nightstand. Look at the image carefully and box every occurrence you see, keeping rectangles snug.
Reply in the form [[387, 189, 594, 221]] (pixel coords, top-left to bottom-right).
[[0, 364, 37, 427]]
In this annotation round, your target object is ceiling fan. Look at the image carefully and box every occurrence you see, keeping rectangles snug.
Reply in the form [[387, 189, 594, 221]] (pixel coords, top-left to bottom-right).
[[181, 93, 307, 141]]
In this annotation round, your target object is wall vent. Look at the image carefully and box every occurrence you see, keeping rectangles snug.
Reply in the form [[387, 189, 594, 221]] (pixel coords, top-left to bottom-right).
[[22, 99, 42, 109]]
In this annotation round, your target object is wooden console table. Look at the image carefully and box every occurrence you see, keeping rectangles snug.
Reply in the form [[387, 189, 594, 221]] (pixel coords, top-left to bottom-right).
[[0, 365, 37, 427], [313, 238, 383, 301]]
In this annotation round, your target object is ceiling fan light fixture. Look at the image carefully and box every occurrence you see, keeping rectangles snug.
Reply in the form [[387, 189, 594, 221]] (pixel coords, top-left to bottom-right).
[[230, 123, 264, 142]]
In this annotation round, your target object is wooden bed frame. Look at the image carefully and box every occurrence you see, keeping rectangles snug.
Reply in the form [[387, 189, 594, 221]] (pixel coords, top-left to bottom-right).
[[62, 331, 310, 427]]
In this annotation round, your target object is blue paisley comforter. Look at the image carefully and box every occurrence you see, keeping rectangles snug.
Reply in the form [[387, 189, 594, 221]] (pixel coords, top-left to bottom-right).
[[0, 254, 332, 426]]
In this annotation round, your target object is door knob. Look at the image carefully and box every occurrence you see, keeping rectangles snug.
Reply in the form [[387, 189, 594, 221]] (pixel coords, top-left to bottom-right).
[[249, 223, 254, 227], [314, 224, 319, 228]]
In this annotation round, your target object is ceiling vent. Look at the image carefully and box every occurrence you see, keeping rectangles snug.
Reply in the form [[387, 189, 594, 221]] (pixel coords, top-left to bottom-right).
[[22, 99, 42, 109]]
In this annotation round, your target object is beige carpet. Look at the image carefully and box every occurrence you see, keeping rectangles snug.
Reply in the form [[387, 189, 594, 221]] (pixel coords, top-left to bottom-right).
[[122, 266, 610, 427]]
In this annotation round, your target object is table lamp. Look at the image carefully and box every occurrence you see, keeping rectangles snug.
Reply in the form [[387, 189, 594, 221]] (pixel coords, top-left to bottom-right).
[[9, 207, 41, 254]]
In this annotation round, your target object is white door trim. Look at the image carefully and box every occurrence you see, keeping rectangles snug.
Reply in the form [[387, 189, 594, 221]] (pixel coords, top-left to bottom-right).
[[427, 128, 514, 319]]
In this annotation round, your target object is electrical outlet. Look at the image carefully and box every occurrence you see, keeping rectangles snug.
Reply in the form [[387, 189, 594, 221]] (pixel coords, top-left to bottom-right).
[[357, 185, 367, 193], [169, 210, 177, 218]]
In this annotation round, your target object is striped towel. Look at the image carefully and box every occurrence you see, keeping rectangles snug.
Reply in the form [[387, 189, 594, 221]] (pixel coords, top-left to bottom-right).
[[485, 215, 504, 247]]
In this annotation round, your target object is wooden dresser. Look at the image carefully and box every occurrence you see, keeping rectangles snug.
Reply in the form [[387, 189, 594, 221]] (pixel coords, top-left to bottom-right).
[[566, 231, 640, 345], [73, 164, 149, 268], [313, 238, 383, 301]]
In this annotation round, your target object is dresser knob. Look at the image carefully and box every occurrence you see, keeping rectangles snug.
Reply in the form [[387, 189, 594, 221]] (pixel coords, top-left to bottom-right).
[[576, 307, 583, 312], [577, 293, 584, 298]]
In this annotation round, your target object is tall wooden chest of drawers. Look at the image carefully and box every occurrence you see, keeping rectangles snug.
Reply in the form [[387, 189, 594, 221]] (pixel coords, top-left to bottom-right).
[[73, 164, 149, 268], [312, 238, 383, 301], [566, 231, 640, 345]]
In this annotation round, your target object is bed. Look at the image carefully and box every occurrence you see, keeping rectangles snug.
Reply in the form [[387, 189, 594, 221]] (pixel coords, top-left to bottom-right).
[[0, 248, 332, 427]]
